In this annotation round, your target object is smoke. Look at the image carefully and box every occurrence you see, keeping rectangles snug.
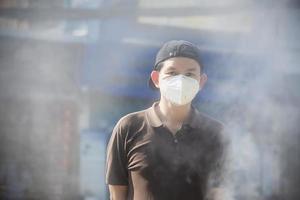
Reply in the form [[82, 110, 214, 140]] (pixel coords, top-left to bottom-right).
[[0, 0, 300, 199], [204, 2, 300, 199]]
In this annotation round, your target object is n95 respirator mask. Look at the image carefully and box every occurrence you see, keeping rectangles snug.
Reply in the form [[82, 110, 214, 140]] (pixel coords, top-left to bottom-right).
[[160, 74, 200, 106]]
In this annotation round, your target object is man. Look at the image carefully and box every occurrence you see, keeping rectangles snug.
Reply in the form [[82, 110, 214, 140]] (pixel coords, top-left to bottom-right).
[[106, 40, 230, 200]]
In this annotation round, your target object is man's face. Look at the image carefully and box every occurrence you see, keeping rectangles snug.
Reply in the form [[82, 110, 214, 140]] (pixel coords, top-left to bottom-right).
[[151, 57, 207, 90], [159, 57, 201, 83]]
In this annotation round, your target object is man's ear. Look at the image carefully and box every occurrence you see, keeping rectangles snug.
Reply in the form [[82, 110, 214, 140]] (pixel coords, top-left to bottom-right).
[[150, 70, 160, 88], [200, 73, 208, 89]]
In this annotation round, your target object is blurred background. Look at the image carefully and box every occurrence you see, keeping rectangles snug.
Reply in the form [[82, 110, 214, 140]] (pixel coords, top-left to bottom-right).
[[0, 0, 300, 199]]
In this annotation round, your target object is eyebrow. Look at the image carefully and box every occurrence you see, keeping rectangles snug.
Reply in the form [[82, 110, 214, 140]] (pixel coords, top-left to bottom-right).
[[165, 67, 198, 71], [165, 67, 176, 71], [186, 68, 197, 72]]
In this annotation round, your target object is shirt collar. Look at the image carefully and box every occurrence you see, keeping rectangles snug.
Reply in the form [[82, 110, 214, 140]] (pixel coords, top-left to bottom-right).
[[146, 101, 200, 129]]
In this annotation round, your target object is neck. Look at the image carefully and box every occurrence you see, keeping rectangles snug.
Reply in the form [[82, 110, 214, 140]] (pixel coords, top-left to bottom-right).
[[158, 97, 191, 124]]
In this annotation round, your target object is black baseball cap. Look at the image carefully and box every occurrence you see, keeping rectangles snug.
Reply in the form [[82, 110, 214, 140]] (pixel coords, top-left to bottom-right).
[[148, 40, 203, 90]]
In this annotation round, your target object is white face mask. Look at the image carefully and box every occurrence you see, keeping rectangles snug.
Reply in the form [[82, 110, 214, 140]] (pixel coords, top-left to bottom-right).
[[160, 74, 200, 106]]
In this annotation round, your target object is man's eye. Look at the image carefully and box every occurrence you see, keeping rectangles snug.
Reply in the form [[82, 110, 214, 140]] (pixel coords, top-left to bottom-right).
[[185, 73, 194, 76], [168, 72, 177, 76]]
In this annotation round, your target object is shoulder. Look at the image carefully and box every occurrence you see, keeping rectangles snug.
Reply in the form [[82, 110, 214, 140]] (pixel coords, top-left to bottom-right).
[[117, 109, 148, 126], [113, 108, 149, 135], [193, 112, 231, 154], [192, 110, 231, 144], [195, 110, 225, 133], [196, 112, 232, 150]]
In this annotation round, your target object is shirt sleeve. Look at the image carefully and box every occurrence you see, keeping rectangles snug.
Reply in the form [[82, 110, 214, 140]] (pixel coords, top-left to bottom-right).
[[206, 125, 234, 199], [106, 119, 129, 185], [208, 125, 232, 188]]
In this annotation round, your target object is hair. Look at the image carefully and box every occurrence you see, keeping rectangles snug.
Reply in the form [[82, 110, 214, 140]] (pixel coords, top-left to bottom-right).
[[155, 60, 204, 74], [155, 62, 165, 71]]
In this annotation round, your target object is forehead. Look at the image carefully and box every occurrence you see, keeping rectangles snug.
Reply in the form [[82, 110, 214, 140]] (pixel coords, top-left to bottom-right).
[[161, 57, 201, 72]]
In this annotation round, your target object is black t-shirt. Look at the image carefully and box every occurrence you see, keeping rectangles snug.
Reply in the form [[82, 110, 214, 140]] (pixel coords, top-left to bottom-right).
[[106, 102, 229, 200]]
